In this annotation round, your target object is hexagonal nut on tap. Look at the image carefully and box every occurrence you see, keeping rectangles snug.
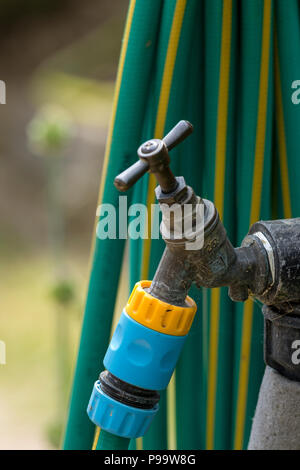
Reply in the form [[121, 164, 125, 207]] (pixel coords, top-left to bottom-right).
[[155, 176, 189, 205]]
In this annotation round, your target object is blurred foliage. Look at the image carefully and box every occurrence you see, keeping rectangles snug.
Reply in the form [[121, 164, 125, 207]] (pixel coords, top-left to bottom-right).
[[0, 251, 85, 449], [32, 73, 114, 126], [27, 105, 74, 156], [0, 0, 65, 28], [49, 280, 75, 306], [46, 420, 65, 449], [38, 15, 126, 81]]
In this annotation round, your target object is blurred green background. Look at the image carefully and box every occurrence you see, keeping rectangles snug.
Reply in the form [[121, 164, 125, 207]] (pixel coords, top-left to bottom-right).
[[0, 0, 129, 449]]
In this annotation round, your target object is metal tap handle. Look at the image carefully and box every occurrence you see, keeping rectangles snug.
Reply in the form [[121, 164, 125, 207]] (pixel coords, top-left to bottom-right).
[[114, 120, 193, 192], [162, 120, 193, 151], [114, 160, 149, 192]]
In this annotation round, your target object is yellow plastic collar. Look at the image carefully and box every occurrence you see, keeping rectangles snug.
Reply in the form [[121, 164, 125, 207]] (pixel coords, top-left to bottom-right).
[[125, 280, 197, 336]]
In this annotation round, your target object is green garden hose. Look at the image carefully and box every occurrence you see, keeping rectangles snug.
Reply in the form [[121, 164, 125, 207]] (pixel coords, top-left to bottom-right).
[[96, 430, 130, 451]]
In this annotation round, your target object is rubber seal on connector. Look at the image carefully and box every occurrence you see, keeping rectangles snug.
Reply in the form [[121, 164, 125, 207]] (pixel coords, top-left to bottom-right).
[[87, 380, 158, 439], [99, 371, 160, 409]]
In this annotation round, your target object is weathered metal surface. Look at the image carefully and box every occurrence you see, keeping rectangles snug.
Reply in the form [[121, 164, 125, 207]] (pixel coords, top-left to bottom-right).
[[249, 219, 300, 308]]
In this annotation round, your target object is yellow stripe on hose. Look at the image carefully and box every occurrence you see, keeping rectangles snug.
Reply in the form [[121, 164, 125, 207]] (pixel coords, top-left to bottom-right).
[[139, 0, 187, 451], [89, 0, 137, 267], [93, 0, 137, 449], [167, 373, 177, 450], [96, 0, 137, 208], [206, 0, 232, 450], [274, 33, 292, 220], [92, 426, 101, 450], [234, 0, 272, 450]]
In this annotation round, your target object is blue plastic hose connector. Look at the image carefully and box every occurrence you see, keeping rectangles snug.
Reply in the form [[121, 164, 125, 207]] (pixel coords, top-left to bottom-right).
[[104, 310, 187, 390], [87, 380, 158, 438]]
